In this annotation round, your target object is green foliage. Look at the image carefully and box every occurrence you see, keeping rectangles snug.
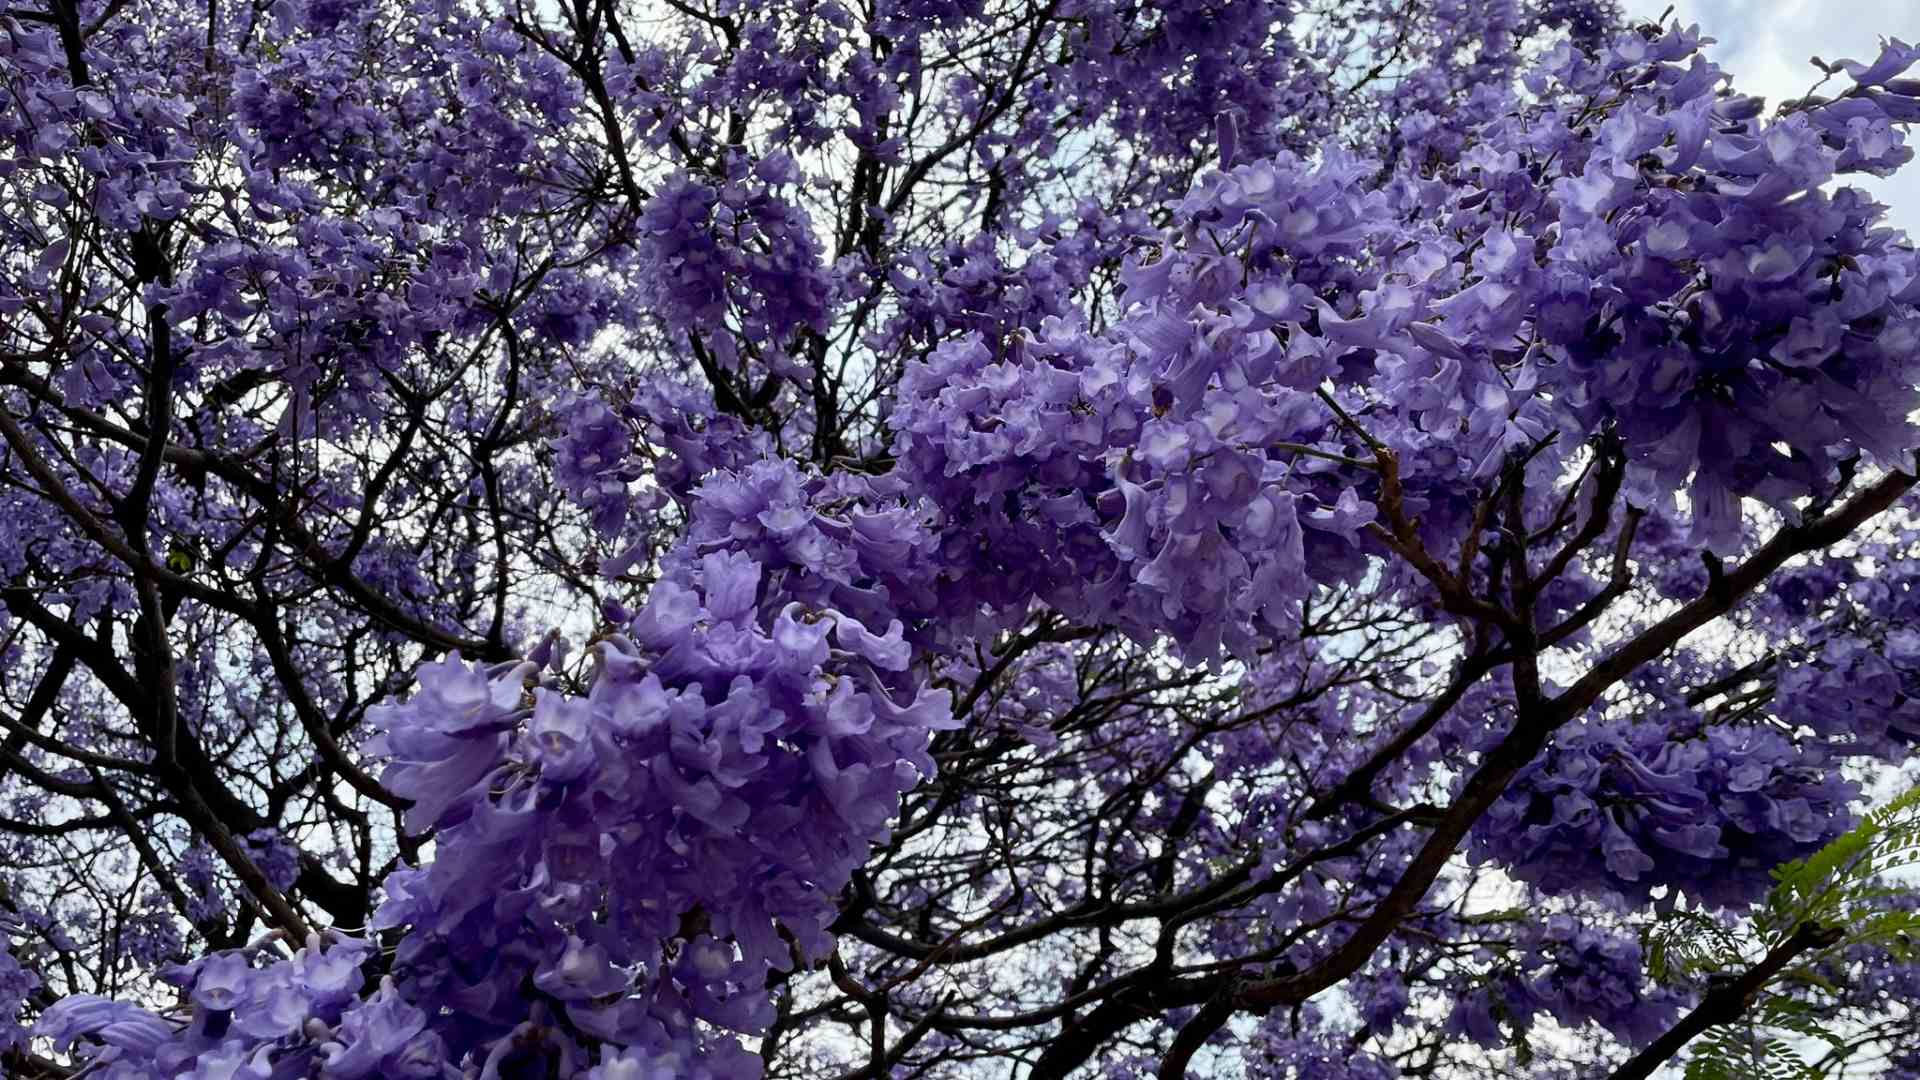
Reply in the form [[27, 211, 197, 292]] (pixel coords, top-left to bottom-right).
[[165, 538, 197, 575], [1684, 1029, 1812, 1080], [1647, 907, 1744, 985], [1660, 785, 1920, 1080], [1760, 783, 1920, 945]]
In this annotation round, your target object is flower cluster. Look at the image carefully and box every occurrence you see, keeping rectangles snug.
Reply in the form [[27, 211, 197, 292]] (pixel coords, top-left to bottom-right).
[[1444, 915, 1684, 1050], [887, 143, 1397, 662], [1774, 541, 1920, 754], [638, 162, 832, 368], [628, 377, 772, 503], [1471, 714, 1858, 907], [1055, 26, 1920, 567], [363, 458, 954, 1067], [35, 935, 410, 1079], [549, 395, 642, 538], [39, 930, 769, 1079], [1460, 29, 1920, 552]]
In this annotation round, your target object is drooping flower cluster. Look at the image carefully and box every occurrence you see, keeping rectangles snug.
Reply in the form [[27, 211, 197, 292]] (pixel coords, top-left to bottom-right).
[[870, 202, 1147, 360], [1412, 28, 1920, 553], [39, 930, 773, 1080], [886, 146, 1395, 662], [626, 377, 773, 503], [1471, 713, 1859, 907], [363, 458, 954, 1068], [1444, 915, 1684, 1051], [1774, 539, 1920, 754], [35, 935, 417, 1080], [637, 162, 832, 370], [549, 395, 642, 538]]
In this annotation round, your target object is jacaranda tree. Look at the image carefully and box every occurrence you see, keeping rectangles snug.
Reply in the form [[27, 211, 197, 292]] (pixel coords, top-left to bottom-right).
[[6, 0, 1920, 1074]]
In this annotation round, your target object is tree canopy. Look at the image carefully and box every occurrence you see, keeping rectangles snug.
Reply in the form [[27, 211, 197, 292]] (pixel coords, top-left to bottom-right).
[[4, 0, 1920, 1076]]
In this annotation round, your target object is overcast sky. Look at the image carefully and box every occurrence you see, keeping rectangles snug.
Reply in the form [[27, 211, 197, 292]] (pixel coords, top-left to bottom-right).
[[1620, 0, 1920, 234]]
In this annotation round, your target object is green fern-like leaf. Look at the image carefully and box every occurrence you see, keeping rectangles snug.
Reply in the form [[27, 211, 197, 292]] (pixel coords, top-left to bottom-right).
[[1677, 786, 1920, 1080], [1762, 784, 1920, 941], [1648, 907, 1745, 985]]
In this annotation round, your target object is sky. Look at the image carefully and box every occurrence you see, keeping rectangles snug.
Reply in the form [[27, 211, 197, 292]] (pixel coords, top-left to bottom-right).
[[1621, 0, 1920, 234]]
